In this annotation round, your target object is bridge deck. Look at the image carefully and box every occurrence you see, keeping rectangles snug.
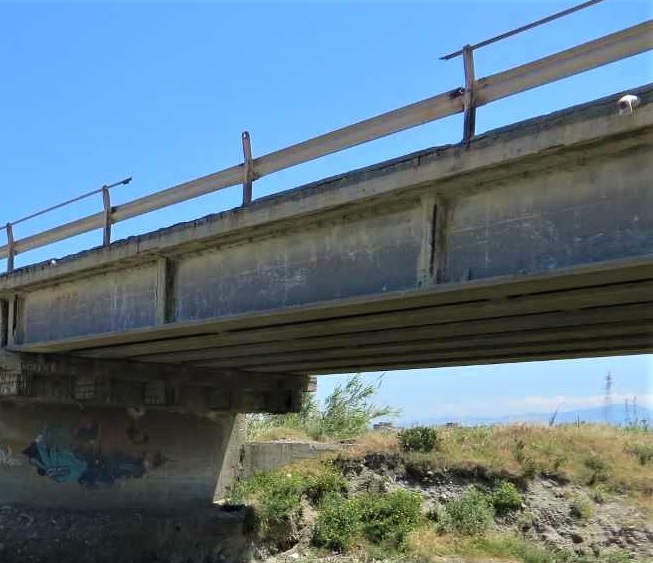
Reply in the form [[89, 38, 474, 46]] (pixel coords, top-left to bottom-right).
[[2, 85, 652, 374]]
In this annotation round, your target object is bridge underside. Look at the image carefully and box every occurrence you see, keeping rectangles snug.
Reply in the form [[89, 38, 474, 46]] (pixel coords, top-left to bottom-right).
[[6, 258, 653, 374]]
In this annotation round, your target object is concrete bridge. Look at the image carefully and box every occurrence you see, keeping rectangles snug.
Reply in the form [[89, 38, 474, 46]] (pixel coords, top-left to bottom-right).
[[0, 85, 651, 512]]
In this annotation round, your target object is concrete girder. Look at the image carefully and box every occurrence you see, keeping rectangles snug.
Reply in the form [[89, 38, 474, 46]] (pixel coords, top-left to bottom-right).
[[0, 351, 313, 414]]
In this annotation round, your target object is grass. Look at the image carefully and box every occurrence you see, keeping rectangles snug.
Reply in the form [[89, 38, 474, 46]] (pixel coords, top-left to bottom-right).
[[408, 527, 632, 563], [347, 424, 653, 504]]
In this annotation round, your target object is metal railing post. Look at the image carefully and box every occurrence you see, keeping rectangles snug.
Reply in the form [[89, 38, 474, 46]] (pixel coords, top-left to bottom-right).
[[102, 185, 112, 247], [6, 223, 14, 273], [242, 131, 254, 205], [462, 45, 477, 143]]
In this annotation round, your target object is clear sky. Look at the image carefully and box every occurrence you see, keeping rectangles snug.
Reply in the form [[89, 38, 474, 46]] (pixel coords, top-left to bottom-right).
[[0, 1, 650, 420]]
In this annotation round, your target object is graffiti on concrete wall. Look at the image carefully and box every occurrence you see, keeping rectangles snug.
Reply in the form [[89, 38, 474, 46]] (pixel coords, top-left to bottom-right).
[[22, 415, 167, 487], [0, 444, 21, 467]]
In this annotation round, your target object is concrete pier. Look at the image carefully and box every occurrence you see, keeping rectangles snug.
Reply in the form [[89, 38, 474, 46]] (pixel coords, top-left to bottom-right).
[[0, 350, 311, 511], [0, 402, 244, 512]]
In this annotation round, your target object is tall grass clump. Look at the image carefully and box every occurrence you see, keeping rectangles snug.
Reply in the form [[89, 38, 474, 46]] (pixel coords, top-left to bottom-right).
[[431, 489, 494, 536]]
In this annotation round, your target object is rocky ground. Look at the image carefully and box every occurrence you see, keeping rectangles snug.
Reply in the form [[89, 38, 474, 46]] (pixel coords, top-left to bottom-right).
[[0, 504, 254, 563]]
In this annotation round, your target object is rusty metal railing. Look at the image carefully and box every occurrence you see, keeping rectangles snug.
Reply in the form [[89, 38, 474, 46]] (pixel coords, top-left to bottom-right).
[[1, 18, 651, 272]]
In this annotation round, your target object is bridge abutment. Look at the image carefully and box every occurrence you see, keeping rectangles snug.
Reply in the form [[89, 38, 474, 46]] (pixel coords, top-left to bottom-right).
[[0, 402, 244, 512], [0, 351, 311, 511]]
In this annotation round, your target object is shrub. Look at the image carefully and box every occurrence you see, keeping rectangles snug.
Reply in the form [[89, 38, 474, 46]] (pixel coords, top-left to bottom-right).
[[319, 375, 399, 440], [491, 481, 523, 516], [238, 471, 306, 526], [436, 489, 494, 536], [312, 493, 360, 552], [398, 426, 440, 453], [302, 465, 348, 506], [356, 489, 423, 550], [247, 374, 399, 441]]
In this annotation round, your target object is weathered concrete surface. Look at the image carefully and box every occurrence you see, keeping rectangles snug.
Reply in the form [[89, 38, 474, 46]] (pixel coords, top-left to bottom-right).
[[240, 441, 342, 480], [0, 85, 651, 373], [445, 147, 651, 282], [0, 403, 242, 512], [0, 351, 313, 413]]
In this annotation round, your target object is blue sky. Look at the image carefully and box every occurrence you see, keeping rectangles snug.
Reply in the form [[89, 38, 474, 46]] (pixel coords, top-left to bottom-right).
[[0, 1, 650, 420]]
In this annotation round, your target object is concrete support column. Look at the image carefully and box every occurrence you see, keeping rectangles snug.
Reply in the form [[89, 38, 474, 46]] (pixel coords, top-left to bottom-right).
[[214, 413, 246, 503], [0, 402, 244, 513]]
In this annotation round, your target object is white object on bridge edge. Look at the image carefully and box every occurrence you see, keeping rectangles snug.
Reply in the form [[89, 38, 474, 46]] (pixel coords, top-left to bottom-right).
[[617, 94, 641, 116]]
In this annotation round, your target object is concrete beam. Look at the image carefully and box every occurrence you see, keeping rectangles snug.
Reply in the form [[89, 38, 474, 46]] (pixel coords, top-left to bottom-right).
[[0, 351, 313, 414], [1, 84, 650, 295]]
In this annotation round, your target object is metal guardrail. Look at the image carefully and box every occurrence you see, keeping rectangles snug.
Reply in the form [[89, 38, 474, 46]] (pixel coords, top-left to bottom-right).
[[1, 20, 651, 272]]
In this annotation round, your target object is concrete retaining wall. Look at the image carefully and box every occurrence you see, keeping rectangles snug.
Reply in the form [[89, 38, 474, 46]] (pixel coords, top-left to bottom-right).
[[240, 441, 342, 479]]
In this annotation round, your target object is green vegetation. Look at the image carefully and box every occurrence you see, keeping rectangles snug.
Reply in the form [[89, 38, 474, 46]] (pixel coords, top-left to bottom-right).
[[364, 423, 653, 501], [238, 410, 651, 561], [356, 489, 422, 550], [626, 441, 653, 466], [583, 454, 612, 485], [409, 530, 632, 563], [398, 426, 440, 453], [490, 480, 523, 516], [246, 374, 398, 442], [312, 493, 360, 552], [314, 490, 423, 553], [229, 461, 346, 535], [431, 489, 494, 536]]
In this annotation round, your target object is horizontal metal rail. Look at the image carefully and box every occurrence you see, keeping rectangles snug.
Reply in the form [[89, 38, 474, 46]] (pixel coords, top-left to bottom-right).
[[1, 21, 651, 267]]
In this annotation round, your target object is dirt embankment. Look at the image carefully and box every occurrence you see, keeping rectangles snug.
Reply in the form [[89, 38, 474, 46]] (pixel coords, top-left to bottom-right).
[[259, 452, 653, 562]]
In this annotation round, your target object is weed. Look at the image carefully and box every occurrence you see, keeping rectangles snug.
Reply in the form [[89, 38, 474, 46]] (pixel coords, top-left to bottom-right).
[[247, 374, 399, 441], [356, 489, 423, 550], [301, 463, 348, 506], [583, 455, 611, 485], [626, 441, 653, 466], [516, 511, 537, 532], [491, 480, 523, 516], [434, 489, 494, 536], [232, 471, 305, 526], [521, 458, 538, 479], [569, 494, 594, 520], [513, 438, 526, 463], [312, 493, 359, 552], [398, 426, 440, 453], [590, 484, 608, 504], [230, 461, 345, 531]]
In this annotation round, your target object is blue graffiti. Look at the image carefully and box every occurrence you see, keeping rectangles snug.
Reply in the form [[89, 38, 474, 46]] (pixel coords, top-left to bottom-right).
[[22, 424, 166, 488]]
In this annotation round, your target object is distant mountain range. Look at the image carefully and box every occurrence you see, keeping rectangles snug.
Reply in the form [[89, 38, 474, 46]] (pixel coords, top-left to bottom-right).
[[401, 404, 653, 428]]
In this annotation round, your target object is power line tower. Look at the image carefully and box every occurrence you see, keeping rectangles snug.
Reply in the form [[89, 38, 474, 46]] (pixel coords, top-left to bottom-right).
[[604, 372, 613, 424]]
